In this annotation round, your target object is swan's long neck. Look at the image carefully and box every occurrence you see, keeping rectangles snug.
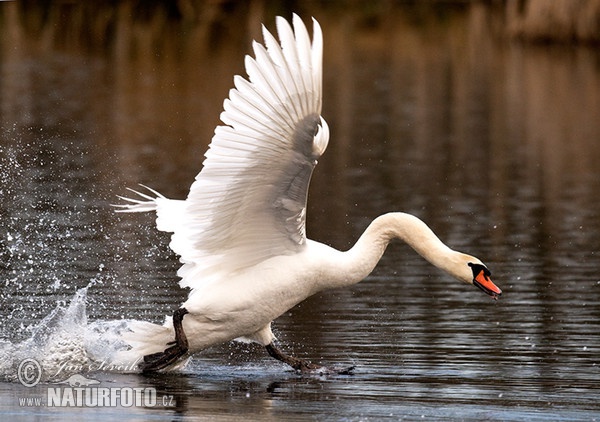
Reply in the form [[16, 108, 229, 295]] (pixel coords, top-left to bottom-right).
[[329, 212, 464, 288]]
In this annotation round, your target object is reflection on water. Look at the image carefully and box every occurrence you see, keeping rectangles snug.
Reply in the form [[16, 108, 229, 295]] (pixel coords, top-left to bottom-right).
[[1, 1, 600, 420]]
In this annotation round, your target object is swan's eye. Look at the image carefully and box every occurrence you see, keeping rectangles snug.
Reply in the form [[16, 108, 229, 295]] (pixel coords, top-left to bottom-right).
[[468, 262, 491, 279]]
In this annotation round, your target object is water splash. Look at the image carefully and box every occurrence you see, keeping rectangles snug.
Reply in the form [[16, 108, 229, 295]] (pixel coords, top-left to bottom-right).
[[0, 286, 139, 383], [0, 127, 185, 385]]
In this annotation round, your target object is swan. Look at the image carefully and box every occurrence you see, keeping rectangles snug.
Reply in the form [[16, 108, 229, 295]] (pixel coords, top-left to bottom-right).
[[115, 15, 502, 374]]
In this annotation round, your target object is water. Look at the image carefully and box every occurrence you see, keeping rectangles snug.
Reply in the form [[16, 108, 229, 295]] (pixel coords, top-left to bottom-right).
[[1, 2, 600, 420]]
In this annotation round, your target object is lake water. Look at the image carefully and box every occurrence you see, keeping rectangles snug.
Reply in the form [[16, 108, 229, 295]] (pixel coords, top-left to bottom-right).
[[1, 2, 600, 420]]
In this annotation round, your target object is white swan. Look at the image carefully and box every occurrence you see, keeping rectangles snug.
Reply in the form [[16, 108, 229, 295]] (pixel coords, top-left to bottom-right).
[[115, 15, 501, 373]]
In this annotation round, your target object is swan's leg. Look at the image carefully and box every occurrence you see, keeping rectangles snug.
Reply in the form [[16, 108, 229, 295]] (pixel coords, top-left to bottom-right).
[[265, 343, 321, 372], [140, 308, 189, 373], [265, 343, 354, 375]]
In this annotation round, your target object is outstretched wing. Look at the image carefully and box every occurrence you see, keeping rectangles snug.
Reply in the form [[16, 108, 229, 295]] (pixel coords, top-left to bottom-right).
[[171, 15, 329, 289]]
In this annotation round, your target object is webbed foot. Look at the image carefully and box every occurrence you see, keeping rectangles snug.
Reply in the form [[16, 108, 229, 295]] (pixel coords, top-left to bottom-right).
[[265, 343, 354, 375], [140, 308, 189, 373]]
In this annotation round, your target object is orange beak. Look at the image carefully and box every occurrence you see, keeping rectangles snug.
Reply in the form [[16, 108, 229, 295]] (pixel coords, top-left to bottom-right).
[[473, 269, 502, 300]]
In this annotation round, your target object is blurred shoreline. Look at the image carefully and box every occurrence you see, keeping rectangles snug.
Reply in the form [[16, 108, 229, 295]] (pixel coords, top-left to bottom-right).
[[1, 0, 599, 51]]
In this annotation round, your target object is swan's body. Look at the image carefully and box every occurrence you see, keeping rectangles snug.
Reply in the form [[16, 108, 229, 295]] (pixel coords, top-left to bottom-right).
[[116, 15, 501, 373]]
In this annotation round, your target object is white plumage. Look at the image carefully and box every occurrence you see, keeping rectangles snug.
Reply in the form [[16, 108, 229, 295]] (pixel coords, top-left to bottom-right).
[[120, 15, 328, 290], [115, 15, 501, 373]]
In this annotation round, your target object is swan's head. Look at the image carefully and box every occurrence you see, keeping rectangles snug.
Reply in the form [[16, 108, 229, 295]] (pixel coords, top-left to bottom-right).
[[468, 262, 502, 300], [462, 259, 502, 300], [453, 255, 502, 300]]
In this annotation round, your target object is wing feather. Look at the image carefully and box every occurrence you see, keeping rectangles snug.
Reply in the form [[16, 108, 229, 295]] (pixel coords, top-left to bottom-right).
[[292, 14, 315, 113], [276, 16, 308, 116], [310, 17, 323, 111], [168, 16, 328, 290], [261, 27, 298, 107]]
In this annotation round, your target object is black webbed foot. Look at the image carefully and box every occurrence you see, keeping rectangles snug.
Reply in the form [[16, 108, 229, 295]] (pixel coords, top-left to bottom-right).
[[140, 343, 188, 372], [265, 343, 355, 375], [140, 308, 189, 373]]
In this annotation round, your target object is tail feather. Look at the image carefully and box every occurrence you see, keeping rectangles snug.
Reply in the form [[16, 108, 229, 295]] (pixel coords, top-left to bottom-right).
[[123, 319, 173, 356], [113, 185, 186, 233], [114, 319, 190, 372], [112, 184, 164, 213]]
